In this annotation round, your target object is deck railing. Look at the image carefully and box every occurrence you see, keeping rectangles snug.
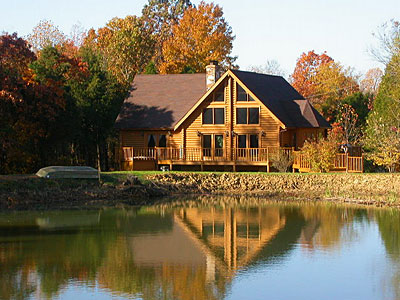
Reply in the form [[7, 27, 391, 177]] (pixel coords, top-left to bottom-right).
[[292, 151, 363, 173], [122, 146, 293, 163]]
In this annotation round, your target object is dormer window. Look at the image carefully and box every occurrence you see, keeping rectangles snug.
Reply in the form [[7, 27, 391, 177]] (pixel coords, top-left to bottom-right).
[[237, 83, 255, 101]]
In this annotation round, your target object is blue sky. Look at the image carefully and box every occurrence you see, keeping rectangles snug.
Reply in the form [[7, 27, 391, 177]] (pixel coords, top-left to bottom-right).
[[1, 0, 399, 76]]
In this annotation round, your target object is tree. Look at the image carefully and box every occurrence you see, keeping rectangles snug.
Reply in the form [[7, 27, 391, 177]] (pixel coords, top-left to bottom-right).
[[360, 68, 383, 96], [364, 53, 400, 172], [159, 1, 236, 74], [26, 20, 67, 53], [142, 0, 192, 71], [290, 50, 333, 99], [85, 15, 155, 85], [291, 51, 359, 118], [311, 61, 359, 117], [335, 104, 360, 145], [0, 33, 36, 173], [247, 59, 286, 77], [369, 20, 400, 66], [72, 46, 127, 170]]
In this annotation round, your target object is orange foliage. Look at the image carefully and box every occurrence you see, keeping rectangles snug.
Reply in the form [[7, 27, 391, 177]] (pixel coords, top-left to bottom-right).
[[159, 1, 235, 74]]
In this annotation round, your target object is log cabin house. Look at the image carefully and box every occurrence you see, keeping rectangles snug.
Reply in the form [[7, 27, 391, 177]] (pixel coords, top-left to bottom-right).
[[115, 62, 332, 171]]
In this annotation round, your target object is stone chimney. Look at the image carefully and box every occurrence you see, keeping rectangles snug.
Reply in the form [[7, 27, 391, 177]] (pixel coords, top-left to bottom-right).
[[206, 61, 221, 90]]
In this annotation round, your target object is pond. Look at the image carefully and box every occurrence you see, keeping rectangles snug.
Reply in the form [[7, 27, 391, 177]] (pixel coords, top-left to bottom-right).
[[0, 200, 399, 300]]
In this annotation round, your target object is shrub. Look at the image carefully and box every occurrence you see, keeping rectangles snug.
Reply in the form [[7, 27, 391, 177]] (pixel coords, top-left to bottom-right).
[[271, 150, 294, 172], [301, 136, 337, 172]]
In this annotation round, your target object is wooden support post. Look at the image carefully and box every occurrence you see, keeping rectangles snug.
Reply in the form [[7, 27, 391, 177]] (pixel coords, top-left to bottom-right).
[[267, 162, 270, 173], [233, 164, 236, 172], [201, 163, 204, 171]]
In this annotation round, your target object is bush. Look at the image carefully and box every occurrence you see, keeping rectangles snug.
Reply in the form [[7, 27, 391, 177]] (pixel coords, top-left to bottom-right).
[[271, 150, 294, 172], [301, 136, 337, 172]]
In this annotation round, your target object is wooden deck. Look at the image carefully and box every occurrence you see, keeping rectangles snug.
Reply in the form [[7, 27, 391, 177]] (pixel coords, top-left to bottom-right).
[[120, 147, 292, 171], [292, 151, 364, 173], [120, 147, 364, 173]]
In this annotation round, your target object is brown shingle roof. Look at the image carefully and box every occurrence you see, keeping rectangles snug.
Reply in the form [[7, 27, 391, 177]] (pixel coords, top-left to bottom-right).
[[115, 73, 206, 129], [115, 70, 331, 130], [231, 70, 331, 128]]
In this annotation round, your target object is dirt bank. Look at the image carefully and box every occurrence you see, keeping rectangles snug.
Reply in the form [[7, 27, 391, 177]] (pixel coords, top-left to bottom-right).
[[1, 172, 400, 210]]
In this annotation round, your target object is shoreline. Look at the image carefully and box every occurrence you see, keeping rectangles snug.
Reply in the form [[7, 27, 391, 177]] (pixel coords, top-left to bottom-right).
[[1, 172, 400, 211]]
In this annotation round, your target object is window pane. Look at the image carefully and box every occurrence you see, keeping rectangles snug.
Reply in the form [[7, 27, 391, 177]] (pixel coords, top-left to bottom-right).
[[237, 108, 247, 124], [248, 95, 256, 101], [214, 86, 224, 102], [215, 135, 223, 157], [203, 135, 211, 148], [203, 108, 213, 124], [215, 135, 223, 148], [237, 84, 247, 101], [214, 108, 224, 124], [148, 134, 156, 147], [238, 135, 247, 148], [249, 108, 259, 124], [250, 134, 259, 148], [159, 135, 166, 147]]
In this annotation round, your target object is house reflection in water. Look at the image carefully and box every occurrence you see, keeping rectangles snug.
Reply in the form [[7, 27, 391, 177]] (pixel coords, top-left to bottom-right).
[[127, 207, 287, 293]]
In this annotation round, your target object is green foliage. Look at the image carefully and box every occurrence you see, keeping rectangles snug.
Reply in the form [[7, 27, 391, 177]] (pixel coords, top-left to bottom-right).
[[364, 49, 400, 172], [144, 60, 158, 74]]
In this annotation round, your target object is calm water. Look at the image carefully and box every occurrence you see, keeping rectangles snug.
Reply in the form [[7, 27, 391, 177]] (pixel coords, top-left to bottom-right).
[[0, 201, 400, 300]]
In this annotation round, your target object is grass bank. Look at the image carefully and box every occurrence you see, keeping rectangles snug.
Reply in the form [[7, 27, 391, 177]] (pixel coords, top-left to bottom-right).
[[1, 172, 400, 210]]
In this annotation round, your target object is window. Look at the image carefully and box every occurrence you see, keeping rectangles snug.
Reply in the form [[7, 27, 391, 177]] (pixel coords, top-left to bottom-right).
[[202, 134, 224, 157], [236, 108, 259, 124], [237, 134, 259, 148], [202, 108, 225, 125], [148, 134, 156, 147], [238, 135, 247, 148], [237, 83, 255, 101], [249, 134, 259, 148], [147, 134, 167, 147], [237, 108, 247, 124], [203, 135, 212, 157], [214, 85, 224, 102], [215, 134, 223, 157], [203, 108, 213, 124], [159, 135, 166, 147], [249, 108, 259, 124]]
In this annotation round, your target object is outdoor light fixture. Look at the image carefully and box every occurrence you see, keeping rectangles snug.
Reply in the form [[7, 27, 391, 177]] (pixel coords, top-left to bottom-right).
[[261, 131, 266, 137], [197, 130, 202, 137], [225, 130, 230, 137], [167, 131, 172, 137], [231, 130, 236, 137]]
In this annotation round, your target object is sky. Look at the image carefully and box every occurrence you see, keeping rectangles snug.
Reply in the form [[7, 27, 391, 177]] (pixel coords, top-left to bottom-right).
[[1, 0, 399, 77]]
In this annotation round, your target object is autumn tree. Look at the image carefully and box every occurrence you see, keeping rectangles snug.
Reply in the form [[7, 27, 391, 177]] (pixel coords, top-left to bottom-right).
[[26, 20, 67, 53], [291, 51, 359, 118], [84, 16, 155, 85], [248, 59, 286, 77], [0, 33, 36, 173], [290, 50, 333, 99], [159, 1, 236, 74], [142, 0, 192, 71], [311, 61, 359, 118], [360, 68, 383, 96]]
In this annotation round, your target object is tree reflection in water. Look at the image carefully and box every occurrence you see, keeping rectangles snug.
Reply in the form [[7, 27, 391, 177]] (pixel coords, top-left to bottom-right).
[[0, 202, 396, 300]]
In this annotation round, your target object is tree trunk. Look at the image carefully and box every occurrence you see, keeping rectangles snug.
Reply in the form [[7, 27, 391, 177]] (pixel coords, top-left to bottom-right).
[[97, 143, 101, 183]]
